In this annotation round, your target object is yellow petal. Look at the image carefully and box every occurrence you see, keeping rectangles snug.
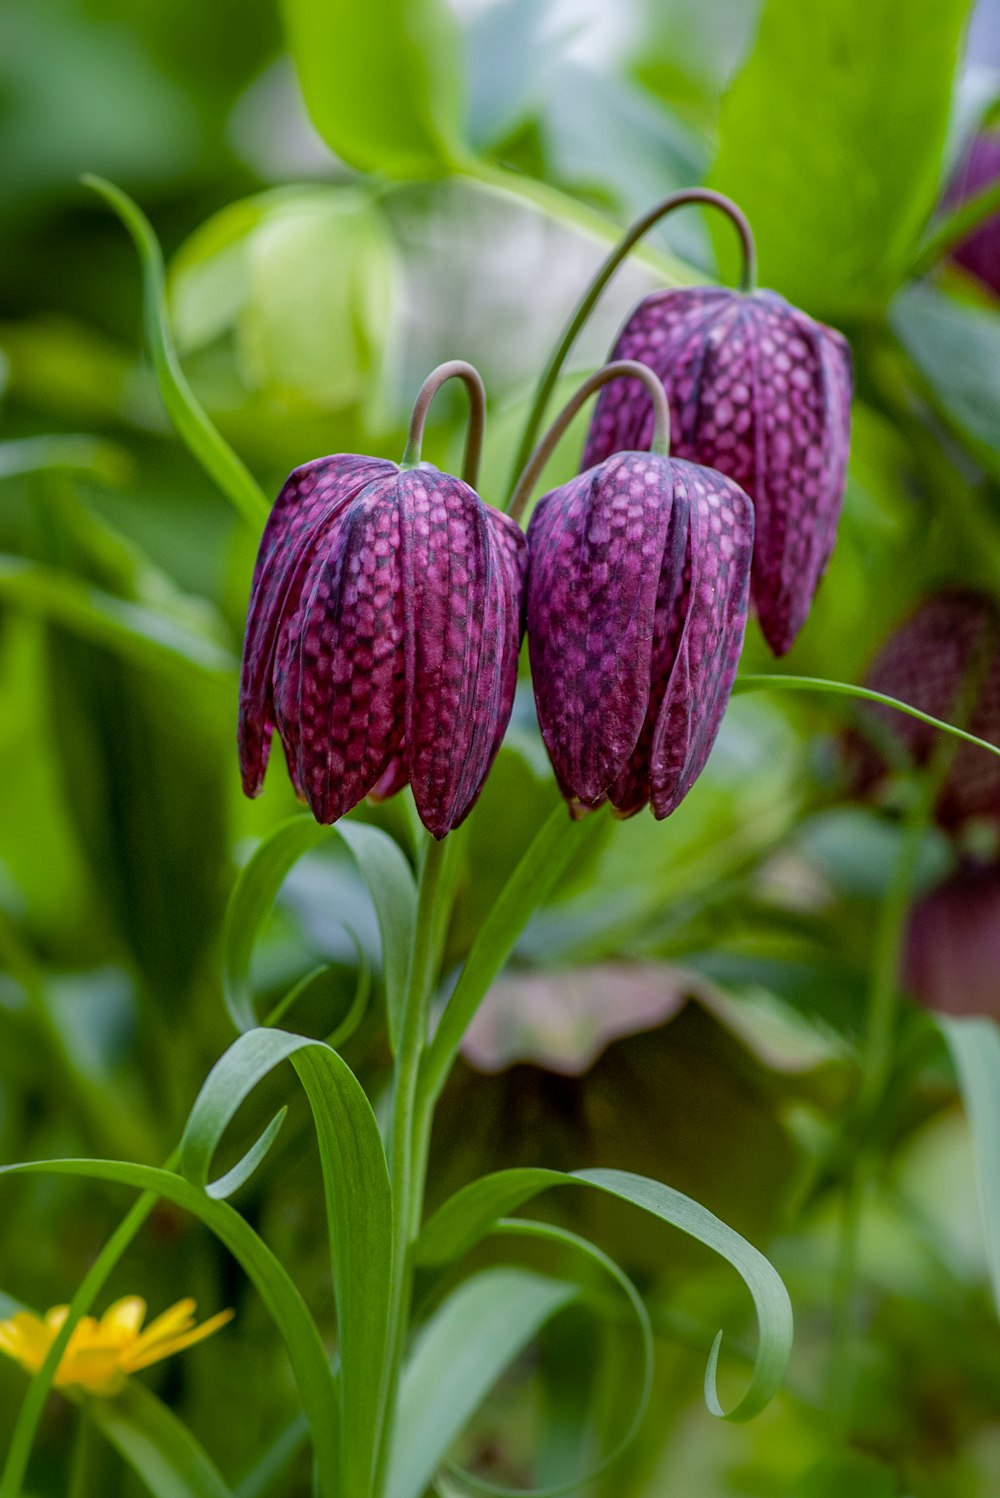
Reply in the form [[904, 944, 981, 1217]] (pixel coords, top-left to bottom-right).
[[125, 1298, 197, 1358], [121, 1309, 234, 1373], [3, 1314, 53, 1371], [99, 1296, 146, 1344], [58, 1347, 126, 1397], [44, 1306, 70, 1331]]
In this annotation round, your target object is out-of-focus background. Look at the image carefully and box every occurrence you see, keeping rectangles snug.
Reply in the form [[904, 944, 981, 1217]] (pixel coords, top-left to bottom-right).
[[4, 0, 1000, 1493]]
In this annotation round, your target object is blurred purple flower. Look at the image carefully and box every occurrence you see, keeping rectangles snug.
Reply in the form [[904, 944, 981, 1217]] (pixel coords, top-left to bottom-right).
[[942, 130, 1000, 297], [851, 588, 1000, 830], [239, 453, 527, 838], [526, 450, 753, 819], [905, 860, 1000, 1018], [581, 288, 852, 656]]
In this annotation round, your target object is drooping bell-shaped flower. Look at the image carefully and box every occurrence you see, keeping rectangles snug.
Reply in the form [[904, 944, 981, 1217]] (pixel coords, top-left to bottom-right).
[[904, 860, 1000, 1018], [239, 366, 527, 838], [850, 588, 1000, 830], [582, 287, 852, 656], [523, 362, 754, 820], [941, 130, 1000, 298]]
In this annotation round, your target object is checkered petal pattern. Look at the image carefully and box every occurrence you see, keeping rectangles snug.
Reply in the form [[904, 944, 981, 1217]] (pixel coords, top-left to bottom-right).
[[238, 456, 527, 838], [526, 452, 753, 819], [582, 287, 852, 656], [943, 131, 1000, 298]]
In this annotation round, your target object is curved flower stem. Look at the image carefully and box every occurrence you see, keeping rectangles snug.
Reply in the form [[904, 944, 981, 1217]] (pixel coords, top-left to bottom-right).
[[507, 360, 671, 523], [399, 360, 487, 489], [506, 188, 755, 501]]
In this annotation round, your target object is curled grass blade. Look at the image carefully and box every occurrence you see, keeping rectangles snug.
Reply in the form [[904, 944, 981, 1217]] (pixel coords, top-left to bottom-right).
[[223, 816, 416, 1043], [81, 175, 270, 532], [416, 1165, 792, 1424]]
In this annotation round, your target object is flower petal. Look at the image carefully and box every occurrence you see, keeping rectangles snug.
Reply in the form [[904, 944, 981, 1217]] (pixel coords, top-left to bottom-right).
[[527, 454, 674, 806], [648, 463, 753, 818], [238, 455, 394, 796], [120, 1308, 234, 1374], [100, 1295, 146, 1342]]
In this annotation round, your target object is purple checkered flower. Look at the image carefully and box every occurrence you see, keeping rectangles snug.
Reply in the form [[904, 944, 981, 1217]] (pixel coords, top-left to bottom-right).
[[526, 450, 753, 819], [239, 453, 527, 838], [942, 130, 1000, 297], [582, 288, 852, 656]]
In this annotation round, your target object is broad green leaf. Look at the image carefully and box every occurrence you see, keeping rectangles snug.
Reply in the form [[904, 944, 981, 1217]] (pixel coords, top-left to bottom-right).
[[87, 1381, 233, 1498], [387, 1268, 579, 1498], [0, 1158, 339, 1498], [891, 282, 1000, 479], [282, 0, 467, 176], [416, 1165, 793, 1422], [791, 1452, 898, 1497], [222, 815, 416, 1043], [710, 0, 973, 316], [82, 176, 270, 532], [179, 1029, 393, 1498], [0, 554, 236, 680], [423, 807, 599, 1097], [940, 1015, 1000, 1316]]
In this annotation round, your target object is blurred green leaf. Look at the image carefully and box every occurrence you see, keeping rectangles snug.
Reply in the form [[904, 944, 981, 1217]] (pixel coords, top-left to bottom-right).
[[282, 0, 467, 175], [388, 1267, 578, 1498], [0, 435, 132, 486], [417, 1165, 793, 1423], [891, 281, 1000, 478], [711, 0, 973, 316], [790, 1452, 898, 1497], [179, 1028, 393, 1498], [87, 1380, 233, 1498], [940, 1016, 1000, 1318]]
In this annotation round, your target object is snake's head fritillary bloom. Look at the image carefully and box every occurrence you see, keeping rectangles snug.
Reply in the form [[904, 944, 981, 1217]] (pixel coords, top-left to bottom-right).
[[526, 451, 753, 819], [582, 288, 852, 656], [239, 454, 527, 839], [0, 1296, 233, 1397], [850, 588, 1000, 830], [904, 860, 1000, 1019], [942, 130, 1000, 298]]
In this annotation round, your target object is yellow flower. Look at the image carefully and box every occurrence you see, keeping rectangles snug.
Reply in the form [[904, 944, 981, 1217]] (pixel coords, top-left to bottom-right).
[[0, 1297, 234, 1397]]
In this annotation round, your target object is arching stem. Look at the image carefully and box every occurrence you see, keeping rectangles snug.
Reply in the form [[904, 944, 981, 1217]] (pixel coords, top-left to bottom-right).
[[400, 360, 487, 489], [507, 360, 671, 524], [506, 188, 756, 500]]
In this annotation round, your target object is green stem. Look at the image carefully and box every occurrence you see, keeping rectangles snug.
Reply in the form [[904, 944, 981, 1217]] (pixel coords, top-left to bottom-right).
[[910, 176, 1000, 278], [399, 360, 487, 489], [376, 833, 460, 1494], [505, 187, 755, 502], [507, 361, 671, 523]]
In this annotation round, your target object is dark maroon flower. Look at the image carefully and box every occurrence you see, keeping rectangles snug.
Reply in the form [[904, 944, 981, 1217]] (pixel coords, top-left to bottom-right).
[[905, 860, 1000, 1018], [239, 453, 527, 838], [581, 288, 852, 656], [526, 450, 753, 819], [850, 588, 1000, 830], [942, 130, 1000, 298]]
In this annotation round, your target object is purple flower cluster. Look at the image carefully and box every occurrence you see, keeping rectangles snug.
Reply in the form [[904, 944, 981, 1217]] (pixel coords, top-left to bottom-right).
[[239, 205, 853, 836]]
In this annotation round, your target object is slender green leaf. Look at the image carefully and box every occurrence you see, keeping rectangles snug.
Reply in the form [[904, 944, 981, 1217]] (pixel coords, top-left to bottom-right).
[[940, 1015, 1000, 1316], [82, 175, 270, 531], [710, 0, 973, 316], [424, 808, 598, 1097], [235, 1414, 309, 1498], [87, 1382, 233, 1498], [282, 0, 467, 175], [0, 555, 236, 680], [388, 1268, 578, 1498], [416, 1166, 793, 1423], [734, 674, 1000, 761], [179, 1029, 393, 1498], [223, 816, 416, 1042], [0, 1158, 340, 1498]]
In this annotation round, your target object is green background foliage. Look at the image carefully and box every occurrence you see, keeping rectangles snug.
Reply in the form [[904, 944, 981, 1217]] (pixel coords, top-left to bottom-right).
[[4, 0, 1000, 1494]]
